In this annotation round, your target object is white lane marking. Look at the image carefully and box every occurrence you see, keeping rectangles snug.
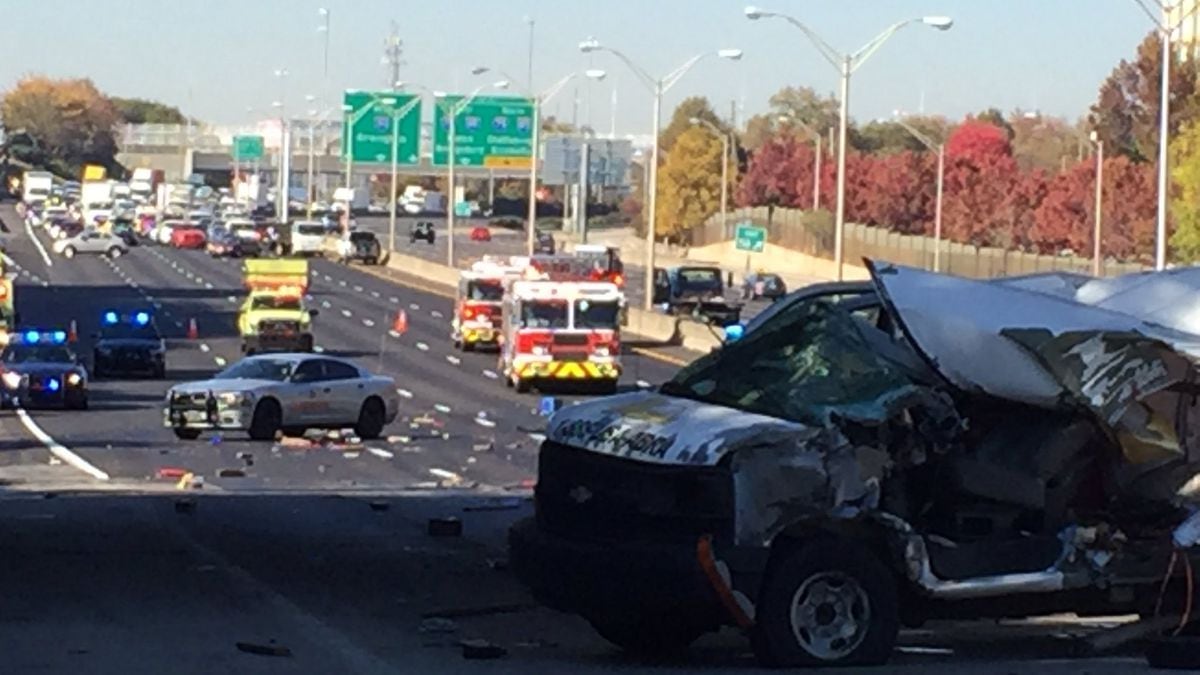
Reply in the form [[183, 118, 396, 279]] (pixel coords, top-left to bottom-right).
[[445, 355, 461, 366], [389, 297, 399, 304], [387, 330, 400, 338], [474, 416, 496, 428], [30, 274, 40, 283], [341, 309, 352, 318], [371, 291, 380, 298], [636, 379, 652, 389], [367, 446, 394, 460], [430, 311, 443, 319], [323, 275, 332, 282], [152, 302, 162, 309], [409, 303, 419, 310], [20, 269, 29, 277], [227, 297, 237, 303], [395, 388, 413, 398], [482, 369, 498, 379], [175, 320, 184, 328], [362, 319, 375, 327], [214, 356, 227, 366], [429, 468, 459, 481], [322, 300, 332, 308], [353, 285, 363, 292], [205, 283, 213, 289], [23, 217, 54, 267], [16, 408, 108, 480], [415, 342, 429, 351], [433, 403, 452, 414], [41, 281, 48, 287], [200, 344, 211, 353], [338, 280, 346, 287], [313, 345, 325, 353], [528, 433, 547, 443]]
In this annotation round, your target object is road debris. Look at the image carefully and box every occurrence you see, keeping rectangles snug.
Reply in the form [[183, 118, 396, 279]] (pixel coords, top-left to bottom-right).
[[429, 468, 462, 485], [216, 468, 246, 478], [235, 641, 292, 657], [418, 617, 458, 633], [427, 517, 463, 537], [236, 452, 254, 466], [367, 446, 395, 459], [460, 639, 506, 660], [156, 467, 190, 480], [368, 500, 390, 512]]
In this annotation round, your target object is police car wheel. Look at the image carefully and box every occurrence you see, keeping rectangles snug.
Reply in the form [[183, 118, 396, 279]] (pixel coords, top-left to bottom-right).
[[173, 428, 201, 440], [248, 399, 282, 441], [354, 397, 386, 440], [68, 397, 88, 411]]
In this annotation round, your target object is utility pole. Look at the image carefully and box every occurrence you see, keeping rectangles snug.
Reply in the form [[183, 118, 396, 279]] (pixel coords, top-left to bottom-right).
[[383, 22, 404, 90]]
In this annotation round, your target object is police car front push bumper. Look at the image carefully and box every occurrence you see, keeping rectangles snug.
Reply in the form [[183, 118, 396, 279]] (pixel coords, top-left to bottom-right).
[[164, 393, 254, 430]]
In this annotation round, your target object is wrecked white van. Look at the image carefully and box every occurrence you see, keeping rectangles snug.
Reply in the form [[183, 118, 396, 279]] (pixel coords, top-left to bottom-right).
[[509, 261, 1200, 667]]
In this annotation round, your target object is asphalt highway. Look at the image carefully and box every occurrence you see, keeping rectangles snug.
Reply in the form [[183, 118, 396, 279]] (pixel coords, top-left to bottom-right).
[[0, 205, 682, 493]]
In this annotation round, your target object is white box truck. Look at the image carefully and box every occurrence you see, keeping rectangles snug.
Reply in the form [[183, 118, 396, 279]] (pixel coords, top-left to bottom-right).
[[21, 171, 53, 205]]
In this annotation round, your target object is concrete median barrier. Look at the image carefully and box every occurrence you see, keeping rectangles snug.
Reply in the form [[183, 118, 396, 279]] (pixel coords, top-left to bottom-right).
[[385, 251, 460, 287]]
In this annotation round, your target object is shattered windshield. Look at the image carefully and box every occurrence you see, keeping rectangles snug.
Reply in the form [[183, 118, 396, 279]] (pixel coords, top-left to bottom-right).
[[664, 299, 916, 425]]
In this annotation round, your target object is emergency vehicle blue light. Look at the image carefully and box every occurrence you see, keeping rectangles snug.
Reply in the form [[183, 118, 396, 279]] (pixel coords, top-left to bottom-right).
[[103, 311, 118, 324], [23, 330, 39, 344], [47, 378, 59, 392], [134, 312, 150, 325], [51, 331, 66, 343]]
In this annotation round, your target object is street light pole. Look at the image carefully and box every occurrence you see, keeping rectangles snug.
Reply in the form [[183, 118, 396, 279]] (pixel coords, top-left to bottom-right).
[[893, 112, 945, 272], [390, 107, 400, 255], [691, 117, 729, 232], [579, 38, 742, 309], [440, 81, 509, 268], [1093, 136, 1104, 277], [746, 6, 953, 280], [1156, 33, 1170, 270]]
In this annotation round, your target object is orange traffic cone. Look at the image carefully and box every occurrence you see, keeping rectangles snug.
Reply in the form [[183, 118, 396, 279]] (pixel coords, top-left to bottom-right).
[[392, 310, 408, 335], [187, 318, 199, 340], [67, 320, 78, 343]]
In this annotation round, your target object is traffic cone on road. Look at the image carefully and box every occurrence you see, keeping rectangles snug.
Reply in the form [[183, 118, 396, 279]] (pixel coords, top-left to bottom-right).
[[392, 310, 408, 336], [187, 318, 199, 340], [67, 320, 78, 343]]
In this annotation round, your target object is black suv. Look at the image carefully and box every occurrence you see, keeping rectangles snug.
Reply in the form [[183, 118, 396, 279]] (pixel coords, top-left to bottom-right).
[[409, 221, 435, 244]]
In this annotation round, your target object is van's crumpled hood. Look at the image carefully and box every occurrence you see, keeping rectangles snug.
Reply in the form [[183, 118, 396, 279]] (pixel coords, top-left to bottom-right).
[[869, 261, 1200, 466], [547, 391, 808, 467]]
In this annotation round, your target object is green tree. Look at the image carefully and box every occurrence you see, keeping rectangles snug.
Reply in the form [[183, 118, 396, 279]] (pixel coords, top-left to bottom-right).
[[655, 126, 727, 241], [1009, 113, 1092, 172], [769, 85, 838, 136], [1, 76, 120, 175], [109, 96, 187, 124], [972, 107, 1015, 140], [659, 96, 725, 153], [1170, 118, 1200, 260]]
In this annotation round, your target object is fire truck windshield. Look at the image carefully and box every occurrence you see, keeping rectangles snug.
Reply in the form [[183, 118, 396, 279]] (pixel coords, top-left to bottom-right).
[[468, 280, 505, 302], [520, 300, 568, 329], [573, 300, 620, 329]]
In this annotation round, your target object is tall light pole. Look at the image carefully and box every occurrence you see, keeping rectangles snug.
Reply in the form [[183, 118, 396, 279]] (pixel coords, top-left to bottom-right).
[[379, 95, 423, 254], [317, 8, 330, 80], [892, 112, 945, 272], [746, 6, 952, 280], [1129, 0, 1200, 269], [1091, 131, 1104, 277], [579, 38, 742, 310], [273, 68, 290, 221], [777, 114, 822, 211], [690, 117, 731, 232], [437, 80, 510, 268], [525, 16, 536, 92]]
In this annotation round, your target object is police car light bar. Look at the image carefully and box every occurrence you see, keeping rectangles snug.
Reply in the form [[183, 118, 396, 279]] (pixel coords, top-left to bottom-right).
[[102, 310, 152, 325], [16, 329, 68, 344]]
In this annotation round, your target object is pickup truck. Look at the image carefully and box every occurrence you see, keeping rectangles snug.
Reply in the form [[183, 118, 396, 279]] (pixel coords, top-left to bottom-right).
[[652, 265, 742, 326]]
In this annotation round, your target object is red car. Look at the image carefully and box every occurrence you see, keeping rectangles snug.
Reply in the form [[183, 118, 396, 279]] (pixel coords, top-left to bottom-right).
[[469, 226, 491, 242], [170, 225, 207, 249]]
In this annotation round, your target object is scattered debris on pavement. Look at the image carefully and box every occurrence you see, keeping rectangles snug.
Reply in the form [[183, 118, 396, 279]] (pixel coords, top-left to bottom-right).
[[235, 641, 292, 657], [216, 468, 246, 478], [427, 517, 463, 537]]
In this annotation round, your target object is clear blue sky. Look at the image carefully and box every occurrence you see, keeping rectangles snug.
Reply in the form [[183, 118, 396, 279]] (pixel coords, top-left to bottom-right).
[[0, 0, 1159, 132]]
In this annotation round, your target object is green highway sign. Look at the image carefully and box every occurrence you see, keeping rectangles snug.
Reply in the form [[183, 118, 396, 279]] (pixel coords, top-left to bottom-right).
[[432, 95, 534, 168], [232, 135, 264, 161], [735, 222, 766, 253], [341, 91, 421, 165]]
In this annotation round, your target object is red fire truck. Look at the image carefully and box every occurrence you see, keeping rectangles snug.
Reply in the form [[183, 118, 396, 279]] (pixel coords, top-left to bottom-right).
[[452, 256, 528, 351]]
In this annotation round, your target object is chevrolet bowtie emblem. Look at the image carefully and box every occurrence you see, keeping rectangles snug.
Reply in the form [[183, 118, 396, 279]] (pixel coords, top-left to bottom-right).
[[568, 486, 592, 504]]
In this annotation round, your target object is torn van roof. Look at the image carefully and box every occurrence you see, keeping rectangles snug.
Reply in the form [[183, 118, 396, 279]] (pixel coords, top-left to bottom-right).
[[1075, 266, 1200, 336], [868, 261, 1200, 416]]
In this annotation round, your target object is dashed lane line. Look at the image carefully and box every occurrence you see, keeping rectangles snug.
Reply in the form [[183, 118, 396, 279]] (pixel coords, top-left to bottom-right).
[[22, 216, 54, 268]]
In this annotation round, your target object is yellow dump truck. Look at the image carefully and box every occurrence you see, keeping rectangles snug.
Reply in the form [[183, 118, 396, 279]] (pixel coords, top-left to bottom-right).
[[237, 259, 317, 354]]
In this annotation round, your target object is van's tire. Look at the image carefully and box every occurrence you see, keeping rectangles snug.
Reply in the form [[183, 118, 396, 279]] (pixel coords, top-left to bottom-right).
[[354, 397, 386, 440], [248, 398, 283, 441], [752, 539, 899, 668], [62, 246, 76, 259]]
